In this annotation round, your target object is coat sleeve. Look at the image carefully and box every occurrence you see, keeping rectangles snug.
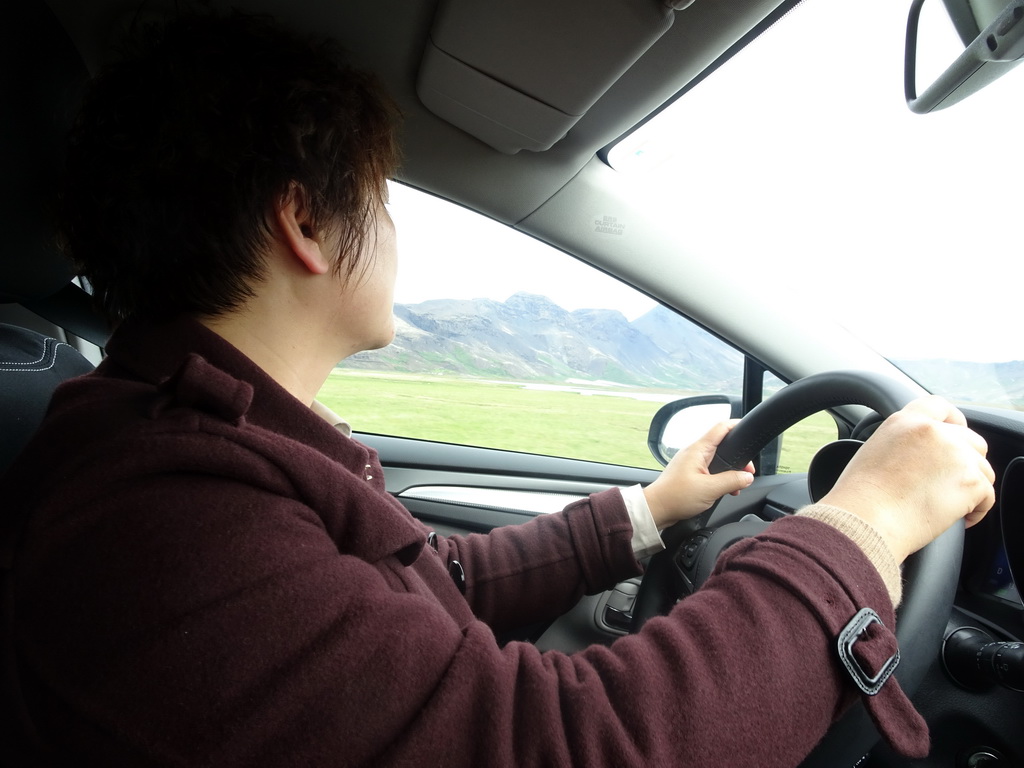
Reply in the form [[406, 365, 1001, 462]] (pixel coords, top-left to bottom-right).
[[435, 488, 642, 631], [17, 465, 907, 768]]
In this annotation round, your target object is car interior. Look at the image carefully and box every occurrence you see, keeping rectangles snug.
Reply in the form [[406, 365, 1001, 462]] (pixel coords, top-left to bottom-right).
[[2, 0, 1022, 766]]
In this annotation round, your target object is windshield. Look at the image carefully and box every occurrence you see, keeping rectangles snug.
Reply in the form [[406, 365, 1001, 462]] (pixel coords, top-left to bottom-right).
[[609, 0, 1023, 411]]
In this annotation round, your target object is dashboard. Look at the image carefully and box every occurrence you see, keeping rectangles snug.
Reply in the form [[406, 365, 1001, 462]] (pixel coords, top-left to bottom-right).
[[982, 546, 1021, 607], [960, 407, 1024, 623], [867, 405, 1024, 767]]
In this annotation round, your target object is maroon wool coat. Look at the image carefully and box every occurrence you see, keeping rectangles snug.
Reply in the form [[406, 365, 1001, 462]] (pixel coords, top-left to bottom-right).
[[5, 317, 915, 767]]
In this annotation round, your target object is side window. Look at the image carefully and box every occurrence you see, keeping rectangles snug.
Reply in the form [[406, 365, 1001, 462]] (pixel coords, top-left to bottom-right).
[[316, 183, 744, 469], [762, 372, 838, 475]]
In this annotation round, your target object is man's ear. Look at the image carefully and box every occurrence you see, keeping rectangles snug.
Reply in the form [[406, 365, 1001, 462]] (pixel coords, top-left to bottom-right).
[[274, 183, 330, 276]]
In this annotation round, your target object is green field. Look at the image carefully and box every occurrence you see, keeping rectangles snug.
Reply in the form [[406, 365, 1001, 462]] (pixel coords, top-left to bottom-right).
[[318, 371, 838, 473]]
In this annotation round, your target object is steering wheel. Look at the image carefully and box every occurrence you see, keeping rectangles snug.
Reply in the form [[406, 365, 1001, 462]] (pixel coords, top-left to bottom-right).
[[631, 370, 963, 767]]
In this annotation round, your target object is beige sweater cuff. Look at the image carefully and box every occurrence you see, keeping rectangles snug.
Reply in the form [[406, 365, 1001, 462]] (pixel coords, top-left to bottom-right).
[[796, 504, 903, 607]]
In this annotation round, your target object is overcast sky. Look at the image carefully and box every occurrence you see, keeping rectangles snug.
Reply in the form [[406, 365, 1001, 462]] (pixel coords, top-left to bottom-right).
[[388, 184, 659, 320], [390, 0, 1022, 364]]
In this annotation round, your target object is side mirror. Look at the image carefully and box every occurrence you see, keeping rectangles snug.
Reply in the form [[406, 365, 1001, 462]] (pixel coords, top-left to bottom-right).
[[647, 395, 741, 467], [905, 0, 1024, 113]]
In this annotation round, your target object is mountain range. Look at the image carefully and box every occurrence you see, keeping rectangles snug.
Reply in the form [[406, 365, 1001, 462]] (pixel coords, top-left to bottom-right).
[[343, 292, 1023, 407], [344, 292, 742, 391]]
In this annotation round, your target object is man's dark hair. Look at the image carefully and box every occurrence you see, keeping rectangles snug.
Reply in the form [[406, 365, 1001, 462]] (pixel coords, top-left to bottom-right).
[[59, 11, 401, 324]]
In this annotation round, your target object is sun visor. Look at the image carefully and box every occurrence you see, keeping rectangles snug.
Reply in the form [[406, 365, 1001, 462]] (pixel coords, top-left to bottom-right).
[[417, 0, 678, 154]]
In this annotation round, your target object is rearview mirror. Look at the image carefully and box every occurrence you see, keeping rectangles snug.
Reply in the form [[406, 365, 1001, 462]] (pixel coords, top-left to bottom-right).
[[905, 0, 1024, 113], [647, 395, 741, 467]]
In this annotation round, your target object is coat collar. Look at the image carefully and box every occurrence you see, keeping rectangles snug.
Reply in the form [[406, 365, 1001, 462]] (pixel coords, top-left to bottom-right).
[[101, 316, 425, 565], [104, 316, 339, 448]]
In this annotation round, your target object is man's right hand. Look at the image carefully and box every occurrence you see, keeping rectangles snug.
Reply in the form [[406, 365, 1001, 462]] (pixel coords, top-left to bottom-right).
[[819, 396, 996, 564]]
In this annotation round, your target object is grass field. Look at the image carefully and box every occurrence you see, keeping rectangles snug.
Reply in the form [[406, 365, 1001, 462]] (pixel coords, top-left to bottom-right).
[[317, 371, 837, 472]]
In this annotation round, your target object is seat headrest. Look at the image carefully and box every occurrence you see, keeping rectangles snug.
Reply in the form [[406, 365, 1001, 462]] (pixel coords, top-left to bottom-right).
[[0, 2, 90, 304]]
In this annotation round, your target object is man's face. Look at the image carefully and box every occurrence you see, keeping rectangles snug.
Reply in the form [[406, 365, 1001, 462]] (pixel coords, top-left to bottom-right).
[[331, 200, 398, 357]]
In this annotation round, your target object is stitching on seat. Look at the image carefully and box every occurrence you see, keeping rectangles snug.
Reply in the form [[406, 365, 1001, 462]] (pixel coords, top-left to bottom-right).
[[0, 337, 75, 373]]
